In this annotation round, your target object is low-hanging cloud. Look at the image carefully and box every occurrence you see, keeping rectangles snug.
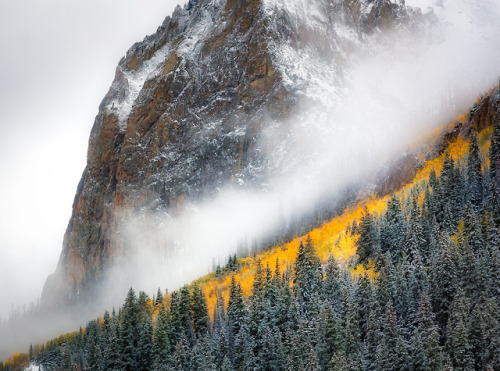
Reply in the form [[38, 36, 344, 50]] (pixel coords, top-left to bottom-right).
[[1, 0, 499, 360], [97, 0, 500, 307]]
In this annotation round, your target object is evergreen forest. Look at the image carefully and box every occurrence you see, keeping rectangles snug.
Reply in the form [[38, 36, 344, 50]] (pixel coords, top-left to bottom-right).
[[3, 119, 500, 371]]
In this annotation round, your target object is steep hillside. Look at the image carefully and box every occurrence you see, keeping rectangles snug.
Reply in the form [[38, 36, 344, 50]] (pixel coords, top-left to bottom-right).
[[7, 87, 500, 371], [42, 0, 432, 306], [199, 88, 500, 314]]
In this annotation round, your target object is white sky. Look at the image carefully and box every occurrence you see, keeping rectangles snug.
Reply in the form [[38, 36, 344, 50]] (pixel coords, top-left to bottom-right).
[[0, 0, 181, 319]]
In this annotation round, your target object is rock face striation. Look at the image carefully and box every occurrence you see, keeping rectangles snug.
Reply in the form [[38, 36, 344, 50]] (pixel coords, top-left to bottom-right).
[[42, 0, 431, 305]]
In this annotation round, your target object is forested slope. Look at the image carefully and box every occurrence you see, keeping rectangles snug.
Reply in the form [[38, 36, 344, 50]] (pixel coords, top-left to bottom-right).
[[3, 92, 500, 370]]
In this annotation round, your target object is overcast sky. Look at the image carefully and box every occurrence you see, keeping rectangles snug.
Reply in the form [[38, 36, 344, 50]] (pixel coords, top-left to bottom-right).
[[0, 0, 182, 319]]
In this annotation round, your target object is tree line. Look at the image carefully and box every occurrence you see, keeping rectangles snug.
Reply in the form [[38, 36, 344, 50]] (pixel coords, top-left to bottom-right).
[[4, 120, 500, 370]]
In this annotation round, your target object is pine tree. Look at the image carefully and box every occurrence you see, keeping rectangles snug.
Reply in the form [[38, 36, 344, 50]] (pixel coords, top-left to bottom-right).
[[227, 276, 245, 336], [136, 310, 153, 371], [155, 287, 163, 307], [375, 252, 396, 310], [152, 303, 170, 370], [305, 344, 320, 371], [489, 244, 500, 302], [468, 131, 484, 208], [486, 181, 500, 227], [362, 306, 380, 371], [411, 292, 443, 371], [468, 294, 500, 370], [191, 282, 209, 338], [87, 335, 103, 371], [489, 110, 500, 185], [458, 236, 478, 299], [191, 336, 216, 371], [341, 288, 361, 356], [446, 289, 474, 370], [213, 289, 226, 332], [329, 353, 349, 371], [355, 273, 372, 339], [221, 356, 232, 371], [248, 259, 266, 357], [264, 261, 280, 326], [317, 303, 340, 369], [173, 334, 192, 370], [387, 195, 407, 257], [323, 254, 341, 312], [293, 237, 322, 316], [276, 276, 295, 333], [119, 287, 139, 371], [260, 326, 285, 371], [227, 276, 246, 366], [430, 239, 459, 329], [170, 286, 194, 346], [106, 323, 121, 370], [464, 203, 485, 253], [61, 348, 72, 371], [378, 301, 410, 371], [212, 318, 229, 369], [357, 210, 377, 263], [393, 256, 411, 327]]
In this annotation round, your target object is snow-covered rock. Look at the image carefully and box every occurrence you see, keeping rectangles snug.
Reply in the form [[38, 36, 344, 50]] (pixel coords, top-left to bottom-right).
[[40, 0, 437, 309]]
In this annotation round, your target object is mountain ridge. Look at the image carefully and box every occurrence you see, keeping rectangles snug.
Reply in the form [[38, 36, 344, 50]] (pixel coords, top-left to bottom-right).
[[42, 0, 433, 308], [4, 85, 499, 371]]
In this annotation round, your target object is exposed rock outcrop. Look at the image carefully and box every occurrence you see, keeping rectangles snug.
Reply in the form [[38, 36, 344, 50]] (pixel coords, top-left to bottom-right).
[[41, 0, 432, 306]]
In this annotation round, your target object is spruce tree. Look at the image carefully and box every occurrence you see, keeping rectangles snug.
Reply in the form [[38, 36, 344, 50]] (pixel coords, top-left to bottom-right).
[[191, 336, 216, 371], [357, 210, 377, 263], [317, 303, 340, 369], [136, 310, 153, 371], [362, 306, 380, 371], [155, 287, 163, 307], [341, 288, 361, 356], [489, 110, 500, 185], [380, 195, 404, 257], [411, 292, 443, 371], [378, 301, 410, 371], [264, 261, 280, 326], [323, 254, 341, 312], [468, 131, 484, 208], [120, 287, 139, 371], [213, 289, 226, 332], [227, 276, 246, 366], [170, 286, 194, 346], [152, 303, 170, 370], [248, 258, 266, 357], [191, 282, 209, 338], [446, 289, 474, 370], [87, 336, 103, 371], [430, 240, 459, 329], [173, 334, 192, 370], [106, 323, 121, 370], [293, 237, 322, 316]]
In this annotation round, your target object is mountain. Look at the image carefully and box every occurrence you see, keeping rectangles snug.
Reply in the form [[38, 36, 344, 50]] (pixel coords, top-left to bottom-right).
[[41, 0, 433, 308], [1, 0, 500, 364], [7, 87, 500, 371]]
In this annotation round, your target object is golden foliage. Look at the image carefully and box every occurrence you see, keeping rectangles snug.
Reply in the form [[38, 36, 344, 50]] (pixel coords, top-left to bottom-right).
[[199, 119, 495, 320], [5, 351, 29, 369]]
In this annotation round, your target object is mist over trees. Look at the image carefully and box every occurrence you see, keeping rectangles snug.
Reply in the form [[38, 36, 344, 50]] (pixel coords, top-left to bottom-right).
[[10, 123, 500, 370]]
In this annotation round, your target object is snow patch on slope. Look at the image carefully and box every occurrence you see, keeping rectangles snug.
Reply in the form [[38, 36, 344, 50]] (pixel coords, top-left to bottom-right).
[[24, 364, 43, 371], [107, 44, 171, 132], [105, 0, 224, 132], [176, 6, 216, 58]]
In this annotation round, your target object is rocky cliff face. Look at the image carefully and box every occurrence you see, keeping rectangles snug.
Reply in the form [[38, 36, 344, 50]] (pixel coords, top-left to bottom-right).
[[42, 0, 432, 305]]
